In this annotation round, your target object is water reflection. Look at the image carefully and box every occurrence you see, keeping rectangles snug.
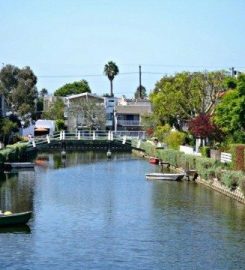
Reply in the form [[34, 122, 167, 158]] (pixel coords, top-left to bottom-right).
[[0, 224, 31, 234], [0, 151, 244, 269], [0, 171, 34, 212]]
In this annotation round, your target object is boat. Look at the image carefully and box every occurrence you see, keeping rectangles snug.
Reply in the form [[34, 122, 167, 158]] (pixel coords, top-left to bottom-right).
[[149, 157, 160, 165], [145, 173, 185, 181], [0, 211, 32, 227]]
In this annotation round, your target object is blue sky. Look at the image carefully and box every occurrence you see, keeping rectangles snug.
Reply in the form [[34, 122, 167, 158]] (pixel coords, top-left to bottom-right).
[[1, 0, 245, 97]]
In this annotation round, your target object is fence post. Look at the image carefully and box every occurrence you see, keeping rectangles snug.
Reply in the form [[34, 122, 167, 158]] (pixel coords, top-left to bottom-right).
[[78, 131, 80, 140], [46, 135, 50, 144], [93, 131, 96, 140], [32, 139, 36, 148], [122, 135, 127, 144], [137, 139, 141, 148]]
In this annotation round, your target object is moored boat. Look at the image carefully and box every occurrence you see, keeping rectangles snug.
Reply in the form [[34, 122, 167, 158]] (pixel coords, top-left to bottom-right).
[[149, 157, 160, 165], [145, 173, 185, 181], [0, 211, 32, 227]]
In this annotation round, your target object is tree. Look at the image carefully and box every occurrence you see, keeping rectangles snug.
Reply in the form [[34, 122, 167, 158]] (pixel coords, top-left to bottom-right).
[[68, 99, 106, 130], [214, 74, 245, 143], [0, 64, 38, 121], [150, 71, 227, 127], [0, 117, 18, 145], [42, 97, 65, 120], [40, 88, 48, 97], [104, 61, 119, 97], [134, 85, 147, 99], [189, 114, 222, 145], [54, 80, 91, 96]]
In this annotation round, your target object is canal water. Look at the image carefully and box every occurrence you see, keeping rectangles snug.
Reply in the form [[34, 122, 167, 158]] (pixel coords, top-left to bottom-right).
[[0, 151, 245, 270]]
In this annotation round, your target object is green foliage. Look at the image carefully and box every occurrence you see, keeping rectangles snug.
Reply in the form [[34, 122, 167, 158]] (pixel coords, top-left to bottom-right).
[[214, 89, 245, 135], [199, 146, 210, 157], [150, 71, 227, 125], [54, 80, 91, 97], [56, 119, 65, 131], [0, 64, 38, 118], [134, 140, 245, 194], [134, 85, 147, 99], [154, 124, 171, 142], [104, 61, 119, 97], [220, 170, 244, 191], [42, 97, 65, 120], [165, 131, 186, 150], [224, 77, 237, 89], [214, 75, 245, 144], [0, 117, 18, 145]]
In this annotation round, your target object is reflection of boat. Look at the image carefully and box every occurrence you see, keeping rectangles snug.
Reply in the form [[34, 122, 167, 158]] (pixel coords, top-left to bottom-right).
[[149, 157, 160, 165], [145, 173, 185, 181], [0, 211, 32, 227], [35, 160, 47, 166], [0, 224, 31, 234]]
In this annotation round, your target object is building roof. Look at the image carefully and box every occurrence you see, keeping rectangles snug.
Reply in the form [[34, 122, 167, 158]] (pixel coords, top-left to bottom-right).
[[65, 92, 104, 101], [116, 104, 152, 115]]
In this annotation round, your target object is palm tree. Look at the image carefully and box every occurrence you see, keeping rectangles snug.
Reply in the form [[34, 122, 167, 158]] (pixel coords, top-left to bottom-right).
[[104, 61, 119, 97]]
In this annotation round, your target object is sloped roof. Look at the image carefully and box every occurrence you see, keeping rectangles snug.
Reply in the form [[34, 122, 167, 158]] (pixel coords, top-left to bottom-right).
[[116, 104, 152, 115], [65, 92, 104, 101]]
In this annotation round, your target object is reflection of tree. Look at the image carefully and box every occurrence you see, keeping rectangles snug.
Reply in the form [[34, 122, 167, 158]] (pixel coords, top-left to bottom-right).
[[0, 172, 34, 212], [152, 181, 245, 231]]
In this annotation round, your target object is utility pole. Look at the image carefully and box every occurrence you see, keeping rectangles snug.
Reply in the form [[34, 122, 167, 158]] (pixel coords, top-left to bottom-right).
[[139, 65, 142, 99]]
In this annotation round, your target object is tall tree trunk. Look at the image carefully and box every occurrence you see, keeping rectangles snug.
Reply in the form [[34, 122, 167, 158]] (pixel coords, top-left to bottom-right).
[[110, 79, 114, 97]]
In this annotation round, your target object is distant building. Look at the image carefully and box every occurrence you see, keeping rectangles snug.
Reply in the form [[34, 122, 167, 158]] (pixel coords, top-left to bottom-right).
[[115, 96, 152, 131], [64, 92, 105, 130]]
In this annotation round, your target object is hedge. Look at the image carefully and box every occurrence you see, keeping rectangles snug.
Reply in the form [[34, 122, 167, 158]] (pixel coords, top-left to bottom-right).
[[136, 140, 245, 195]]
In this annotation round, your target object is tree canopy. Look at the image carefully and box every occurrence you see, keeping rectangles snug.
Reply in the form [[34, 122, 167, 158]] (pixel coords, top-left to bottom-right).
[[214, 74, 245, 143], [150, 71, 227, 126], [42, 97, 65, 120], [54, 80, 91, 97], [134, 85, 147, 99], [0, 64, 38, 119], [104, 61, 119, 97]]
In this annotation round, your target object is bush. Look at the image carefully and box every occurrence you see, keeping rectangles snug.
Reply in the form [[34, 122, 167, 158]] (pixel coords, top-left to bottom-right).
[[200, 146, 210, 157], [165, 131, 186, 150], [220, 170, 243, 191], [154, 124, 171, 142]]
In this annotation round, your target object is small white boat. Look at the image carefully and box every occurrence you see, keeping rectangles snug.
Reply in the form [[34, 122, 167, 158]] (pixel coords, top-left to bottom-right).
[[145, 173, 185, 181]]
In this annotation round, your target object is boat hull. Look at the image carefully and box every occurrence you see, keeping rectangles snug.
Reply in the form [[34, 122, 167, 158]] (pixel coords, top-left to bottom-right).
[[0, 211, 32, 227], [145, 173, 185, 181], [149, 158, 160, 165]]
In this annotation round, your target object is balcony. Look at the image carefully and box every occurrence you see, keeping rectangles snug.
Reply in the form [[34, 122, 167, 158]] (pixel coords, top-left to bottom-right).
[[117, 120, 140, 126]]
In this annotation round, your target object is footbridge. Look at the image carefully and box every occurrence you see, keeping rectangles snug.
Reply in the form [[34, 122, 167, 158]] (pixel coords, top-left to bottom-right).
[[27, 130, 146, 152]]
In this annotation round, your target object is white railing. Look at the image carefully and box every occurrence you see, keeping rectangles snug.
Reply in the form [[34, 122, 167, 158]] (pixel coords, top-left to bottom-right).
[[117, 120, 140, 126], [28, 130, 146, 148]]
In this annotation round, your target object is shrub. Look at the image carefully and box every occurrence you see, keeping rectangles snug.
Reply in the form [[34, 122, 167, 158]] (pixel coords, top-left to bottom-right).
[[220, 170, 243, 191], [154, 124, 171, 142], [200, 146, 210, 157], [165, 131, 186, 150]]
